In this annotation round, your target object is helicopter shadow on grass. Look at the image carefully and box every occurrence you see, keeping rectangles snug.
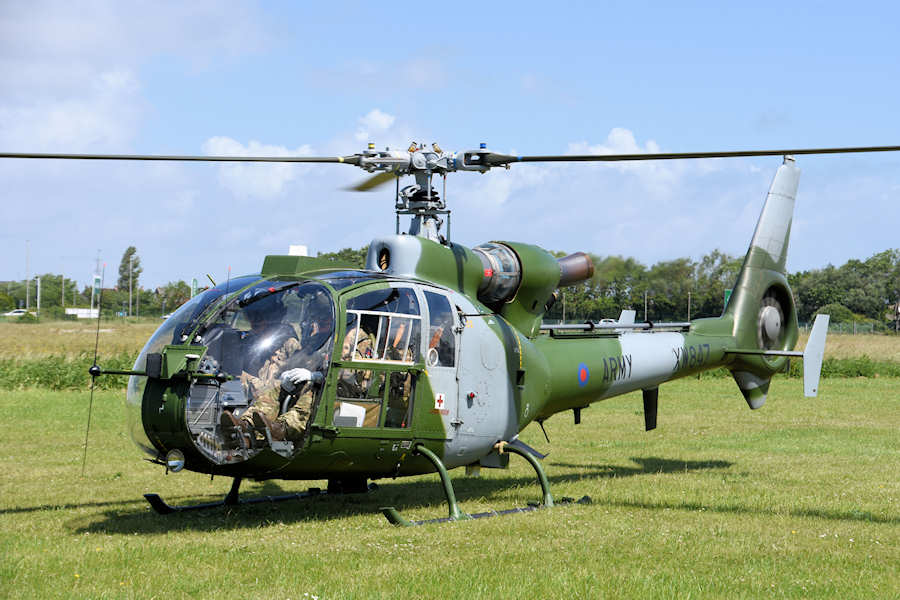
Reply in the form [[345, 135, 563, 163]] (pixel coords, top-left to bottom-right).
[[68, 455, 730, 535], [67, 455, 897, 534]]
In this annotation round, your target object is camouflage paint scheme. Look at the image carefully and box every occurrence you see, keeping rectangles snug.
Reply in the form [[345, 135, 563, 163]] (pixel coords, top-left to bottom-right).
[[127, 158, 803, 485]]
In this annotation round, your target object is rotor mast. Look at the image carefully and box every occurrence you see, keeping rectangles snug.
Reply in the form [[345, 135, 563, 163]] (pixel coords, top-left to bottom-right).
[[356, 141, 467, 243]]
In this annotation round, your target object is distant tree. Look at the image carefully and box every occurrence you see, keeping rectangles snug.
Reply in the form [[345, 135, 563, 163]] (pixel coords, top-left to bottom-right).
[[645, 258, 695, 321], [117, 246, 143, 292], [815, 303, 855, 323], [317, 247, 369, 268], [693, 250, 742, 318], [158, 281, 191, 312], [0, 292, 13, 312], [791, 266, 844, 323]]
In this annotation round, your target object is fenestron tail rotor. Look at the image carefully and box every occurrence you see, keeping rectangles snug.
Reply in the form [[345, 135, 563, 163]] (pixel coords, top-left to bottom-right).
[[758, 287, 786, 350]]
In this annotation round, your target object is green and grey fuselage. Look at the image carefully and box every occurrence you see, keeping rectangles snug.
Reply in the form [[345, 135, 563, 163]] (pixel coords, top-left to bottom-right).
[[127, 158, 803, 483]]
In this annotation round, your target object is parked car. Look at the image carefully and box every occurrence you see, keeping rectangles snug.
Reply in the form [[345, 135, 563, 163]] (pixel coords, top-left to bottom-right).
[[3, 309, 35, 317]]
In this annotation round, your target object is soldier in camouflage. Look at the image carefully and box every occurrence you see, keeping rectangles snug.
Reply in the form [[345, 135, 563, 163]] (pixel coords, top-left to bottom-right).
[[338, 320, 376, 397], [221, 295, 333, 449]]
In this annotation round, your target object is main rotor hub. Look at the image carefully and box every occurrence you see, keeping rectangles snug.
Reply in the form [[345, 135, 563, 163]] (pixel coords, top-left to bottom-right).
[[352, 141, 504, 243]]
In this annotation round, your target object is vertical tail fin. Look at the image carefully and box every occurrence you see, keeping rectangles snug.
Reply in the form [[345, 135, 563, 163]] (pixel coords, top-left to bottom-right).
[[726, 157, 802, 408], [747, 156, 800, 273]]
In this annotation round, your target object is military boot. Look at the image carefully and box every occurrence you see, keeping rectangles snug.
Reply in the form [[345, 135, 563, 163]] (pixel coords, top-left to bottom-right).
[[220, 411, 252, 450], [252, 412, 287, 442]]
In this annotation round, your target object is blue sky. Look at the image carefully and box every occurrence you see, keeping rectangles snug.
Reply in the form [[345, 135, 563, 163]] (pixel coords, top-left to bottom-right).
[[2, 1, 899, 289]]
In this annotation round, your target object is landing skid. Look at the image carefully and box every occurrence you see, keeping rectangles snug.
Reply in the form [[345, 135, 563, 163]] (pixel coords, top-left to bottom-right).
[[144, 477, 377, 515], [382, 495, 592, 526]]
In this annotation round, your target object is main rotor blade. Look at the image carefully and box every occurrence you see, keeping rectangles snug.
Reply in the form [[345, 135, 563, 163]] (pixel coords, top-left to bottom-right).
[[482, 145, 900, 166], [346, 171, 399, 192], [0, 152, 361, 165]]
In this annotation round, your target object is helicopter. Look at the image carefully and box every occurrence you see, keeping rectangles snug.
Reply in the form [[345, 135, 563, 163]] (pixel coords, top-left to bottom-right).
[[3, 142, 900, 525]]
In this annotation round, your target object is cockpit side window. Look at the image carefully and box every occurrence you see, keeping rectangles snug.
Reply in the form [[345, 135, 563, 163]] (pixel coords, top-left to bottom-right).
[[342, 287, 421, 365], [331, 369, 414, 429], [347, 287, 419, 315], [424, 291, 456, 368]]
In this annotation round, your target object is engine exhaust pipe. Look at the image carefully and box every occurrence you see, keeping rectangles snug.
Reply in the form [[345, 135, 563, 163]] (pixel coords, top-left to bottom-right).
[[557, 252, 594, 286]]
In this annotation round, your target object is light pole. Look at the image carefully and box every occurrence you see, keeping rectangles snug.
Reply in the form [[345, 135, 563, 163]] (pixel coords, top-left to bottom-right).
[[25, 239, 30, 310], [129, 255, 133, 317]]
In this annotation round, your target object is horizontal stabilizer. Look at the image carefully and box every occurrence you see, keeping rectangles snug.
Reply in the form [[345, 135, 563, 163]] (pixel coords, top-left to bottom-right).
[[803, 314, 829, 397], [724, 314, 829, 397], [618, 310, 636, 325]]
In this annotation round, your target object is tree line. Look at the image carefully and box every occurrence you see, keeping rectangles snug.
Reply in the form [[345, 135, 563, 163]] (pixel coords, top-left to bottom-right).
[[0, 246, 191, 318], [548, 248, 900, 326], [3, 245, 898, 327], [314, 246, 900, 327]]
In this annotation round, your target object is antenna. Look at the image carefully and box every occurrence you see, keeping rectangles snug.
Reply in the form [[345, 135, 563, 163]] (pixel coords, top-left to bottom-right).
[[82, 263, 105, 476]]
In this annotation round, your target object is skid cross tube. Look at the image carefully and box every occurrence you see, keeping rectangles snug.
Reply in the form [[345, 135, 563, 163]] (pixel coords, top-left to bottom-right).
[[496, 442, 554, 507], [382, 441, 567, 526], [382, 444, 471, 526]]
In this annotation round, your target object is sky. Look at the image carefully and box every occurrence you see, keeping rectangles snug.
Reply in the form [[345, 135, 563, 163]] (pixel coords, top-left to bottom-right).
[[2, 1, 899, 290]]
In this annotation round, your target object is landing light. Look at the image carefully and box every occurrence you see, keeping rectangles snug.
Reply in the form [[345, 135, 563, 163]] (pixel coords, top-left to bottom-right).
[[166, 449, 185, 473]]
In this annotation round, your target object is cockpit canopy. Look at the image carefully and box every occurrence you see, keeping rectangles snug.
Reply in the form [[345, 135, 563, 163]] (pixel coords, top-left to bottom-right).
[[126, 276, 337, 460], [196, 279, 335, 379]]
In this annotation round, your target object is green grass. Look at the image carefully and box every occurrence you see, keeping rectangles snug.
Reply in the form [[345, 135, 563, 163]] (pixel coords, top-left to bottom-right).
[[1, 378, 898, 598], [0, 321, 159, 359]]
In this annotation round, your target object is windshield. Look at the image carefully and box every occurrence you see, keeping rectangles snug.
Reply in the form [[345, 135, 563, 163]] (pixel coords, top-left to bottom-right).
[[199, 280, 336, 382], [181, 281, 336, 463], [126, 275, 261, 456]]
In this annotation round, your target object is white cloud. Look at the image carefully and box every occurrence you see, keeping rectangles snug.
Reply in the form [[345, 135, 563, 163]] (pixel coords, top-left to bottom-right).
[[0, 67, 144, 150], [568, 127, 662, 156], [202, 137, 315, 199], [354, 109, 397, 142], [563, 128, 731, 200], [0, 2, 266, 151]]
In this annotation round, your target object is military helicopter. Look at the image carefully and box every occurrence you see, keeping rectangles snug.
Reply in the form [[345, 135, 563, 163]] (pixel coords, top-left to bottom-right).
[[3, 142, 900, 525]]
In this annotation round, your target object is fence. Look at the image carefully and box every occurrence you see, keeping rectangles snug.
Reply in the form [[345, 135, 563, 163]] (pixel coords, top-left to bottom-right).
[[799, 321, 898, 335]]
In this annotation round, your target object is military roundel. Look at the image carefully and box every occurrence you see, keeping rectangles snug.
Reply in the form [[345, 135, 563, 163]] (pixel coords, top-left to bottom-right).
[[577, 362, 590, 387]]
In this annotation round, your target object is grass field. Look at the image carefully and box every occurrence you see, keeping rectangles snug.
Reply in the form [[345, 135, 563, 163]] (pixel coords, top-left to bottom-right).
[[1, 378, 897, 599], [0, 321, 158, 359]]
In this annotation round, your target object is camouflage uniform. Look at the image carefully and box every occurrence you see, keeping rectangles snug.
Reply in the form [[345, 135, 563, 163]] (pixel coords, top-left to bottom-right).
[[240, 336, 314, 442], [338, 326, 376, 397], [384, 324, 414, 427]]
